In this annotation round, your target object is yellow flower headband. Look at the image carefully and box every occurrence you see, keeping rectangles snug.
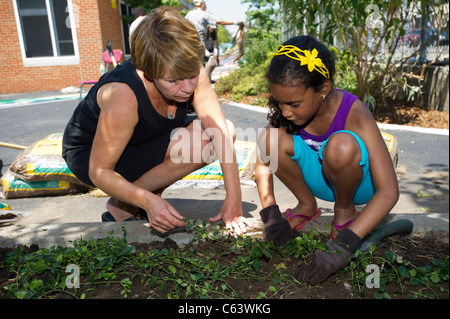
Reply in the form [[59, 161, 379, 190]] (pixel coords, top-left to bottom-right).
[[274, 45, 330, 79]]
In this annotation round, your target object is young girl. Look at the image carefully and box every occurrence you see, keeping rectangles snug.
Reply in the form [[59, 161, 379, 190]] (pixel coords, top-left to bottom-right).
[[256, 36, 399, 284]]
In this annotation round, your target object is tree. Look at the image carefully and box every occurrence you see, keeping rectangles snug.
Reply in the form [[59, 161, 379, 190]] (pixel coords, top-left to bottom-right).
[[124, 0, 183, 13], [121, 1, 186, 26], [241, 0, 282, 67], [279, 0, 448, 106], [217, 25, 233, 44]]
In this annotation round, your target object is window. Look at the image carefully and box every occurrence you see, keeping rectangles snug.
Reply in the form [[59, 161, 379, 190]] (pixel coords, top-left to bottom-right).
[[13, 0, 79, 66], [120, 1, 133, 56]]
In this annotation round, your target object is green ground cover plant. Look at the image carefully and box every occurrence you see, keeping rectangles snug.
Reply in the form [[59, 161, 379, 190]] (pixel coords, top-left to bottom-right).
[[0, 222, 448, 299]]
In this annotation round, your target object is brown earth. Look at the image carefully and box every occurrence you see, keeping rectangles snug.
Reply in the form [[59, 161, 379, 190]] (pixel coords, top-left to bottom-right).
[[0, 229, 448, 300]]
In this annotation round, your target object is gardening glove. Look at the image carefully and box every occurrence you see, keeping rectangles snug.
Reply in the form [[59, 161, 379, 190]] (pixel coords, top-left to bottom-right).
[[259, 204, 299, 246], [295, 227, 362, 285]]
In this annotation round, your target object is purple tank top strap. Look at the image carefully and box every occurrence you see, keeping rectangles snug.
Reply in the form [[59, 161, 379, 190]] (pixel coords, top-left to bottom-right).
[[298, 89, 360, 152], [329, 89, 359, 132]]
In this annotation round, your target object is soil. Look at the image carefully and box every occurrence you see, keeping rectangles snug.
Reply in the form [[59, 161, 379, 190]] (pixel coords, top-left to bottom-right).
[[0, 230, 448, 300]]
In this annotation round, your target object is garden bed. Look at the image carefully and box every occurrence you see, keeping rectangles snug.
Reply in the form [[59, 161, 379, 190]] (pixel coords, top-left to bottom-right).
[[0, 223, 448, 300]]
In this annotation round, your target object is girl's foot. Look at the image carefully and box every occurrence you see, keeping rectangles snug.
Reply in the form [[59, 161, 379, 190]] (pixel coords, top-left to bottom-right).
[[282, 204, 321, 231], [330, 207, 360, 239]]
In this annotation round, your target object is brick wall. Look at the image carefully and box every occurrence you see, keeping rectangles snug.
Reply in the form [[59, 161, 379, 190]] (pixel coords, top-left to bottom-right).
[[0, 0, 124, 94], [98, 0, 124, 54]]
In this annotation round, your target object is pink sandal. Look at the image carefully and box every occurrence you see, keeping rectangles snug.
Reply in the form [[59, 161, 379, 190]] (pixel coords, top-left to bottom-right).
[[330, 211, 360, 239], [285, 209, 322, 231]]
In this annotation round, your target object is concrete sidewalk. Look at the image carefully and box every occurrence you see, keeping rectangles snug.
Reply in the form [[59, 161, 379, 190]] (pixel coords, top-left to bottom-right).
[[1, 165, 448, 249], [1, 91, 449, 249]]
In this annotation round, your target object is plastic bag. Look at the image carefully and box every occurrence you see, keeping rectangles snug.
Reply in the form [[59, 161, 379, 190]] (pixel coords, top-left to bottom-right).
[[170, 140, 256, 189], [8, 133, 89, 187], [381, 131, 399, 168], [0, 169, 89, 199], [1, 133, 91, 199]]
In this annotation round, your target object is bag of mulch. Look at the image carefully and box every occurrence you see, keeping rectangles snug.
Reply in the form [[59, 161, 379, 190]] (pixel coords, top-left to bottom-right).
[[381, 131, 399, 169], [0, 169, 90, 199], [170, 140, 257, 189], [8, 133, 89, 187]]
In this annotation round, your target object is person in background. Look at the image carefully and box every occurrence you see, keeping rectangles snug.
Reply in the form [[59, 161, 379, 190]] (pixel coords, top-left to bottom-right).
[[129, 7, 146, 38], [185, 0, 243, 48], [185, 0, 244, 80]]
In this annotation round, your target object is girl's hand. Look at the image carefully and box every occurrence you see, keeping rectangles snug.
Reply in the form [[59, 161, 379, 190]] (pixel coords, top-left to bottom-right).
[[259, 204, 299, 246], [295, 228, 361, 284]]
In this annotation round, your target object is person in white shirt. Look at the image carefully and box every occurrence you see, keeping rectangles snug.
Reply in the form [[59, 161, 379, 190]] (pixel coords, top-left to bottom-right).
[[185, 0, 243, 81], [185, 0, 243, 46]]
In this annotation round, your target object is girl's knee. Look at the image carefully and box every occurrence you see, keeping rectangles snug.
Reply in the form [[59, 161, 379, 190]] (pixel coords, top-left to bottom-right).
[[323, 132, 361, 169]]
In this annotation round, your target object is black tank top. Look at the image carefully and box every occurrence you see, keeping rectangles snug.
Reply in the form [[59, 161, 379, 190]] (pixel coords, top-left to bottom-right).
[[63, 59, 188, 150]]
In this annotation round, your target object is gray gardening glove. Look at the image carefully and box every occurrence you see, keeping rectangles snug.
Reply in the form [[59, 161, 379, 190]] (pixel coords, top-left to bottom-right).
[[295, 227, 361, 285], [259, 204, 299, 246]]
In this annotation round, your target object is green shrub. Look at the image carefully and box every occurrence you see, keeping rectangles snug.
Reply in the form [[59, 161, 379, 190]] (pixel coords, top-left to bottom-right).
[[215, 64, 269, 102], [331, 47, 358, 95]]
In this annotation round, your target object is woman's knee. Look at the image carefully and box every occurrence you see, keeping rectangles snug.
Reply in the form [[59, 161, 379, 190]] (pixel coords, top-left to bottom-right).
[[225, 119, 236, 142], [168, 119, 236, 165]]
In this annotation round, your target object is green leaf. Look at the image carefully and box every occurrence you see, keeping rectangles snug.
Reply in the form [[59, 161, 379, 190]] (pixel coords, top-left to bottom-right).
[[369, 244, 376, 255], [275, 263, 286, 270], [430, 273, 441, 283], [168, 265, 176, 275], [385, 250, 394, 263], [398, 265, 408, 278], [251, 260, 261, 271]]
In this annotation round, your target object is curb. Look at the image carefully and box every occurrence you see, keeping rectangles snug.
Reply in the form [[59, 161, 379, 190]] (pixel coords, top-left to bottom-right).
[[224, 101, 449, 136], [0, 218, 264, 249]]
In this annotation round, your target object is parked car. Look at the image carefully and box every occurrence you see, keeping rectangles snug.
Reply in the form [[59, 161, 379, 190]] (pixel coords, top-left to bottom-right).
[[429, 28, 449, 46], [406, 29, 421, 47]]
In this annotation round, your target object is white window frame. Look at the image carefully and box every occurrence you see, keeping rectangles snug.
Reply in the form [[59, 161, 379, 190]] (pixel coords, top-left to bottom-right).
[[119, 0, 133, 58], [12, 0, 80, 67]]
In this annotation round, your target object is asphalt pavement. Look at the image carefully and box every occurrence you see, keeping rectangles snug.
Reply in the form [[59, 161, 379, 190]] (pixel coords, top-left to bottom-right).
[[0, 61, 448, 248]]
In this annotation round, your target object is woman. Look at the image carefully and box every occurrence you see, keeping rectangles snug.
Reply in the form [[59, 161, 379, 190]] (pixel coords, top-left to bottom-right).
[[62, 7, 251, 235]]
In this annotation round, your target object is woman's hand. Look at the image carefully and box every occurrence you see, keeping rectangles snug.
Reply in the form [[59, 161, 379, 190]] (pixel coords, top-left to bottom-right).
[[144, 195, 186, 234], [209, 196, 252, 236]]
